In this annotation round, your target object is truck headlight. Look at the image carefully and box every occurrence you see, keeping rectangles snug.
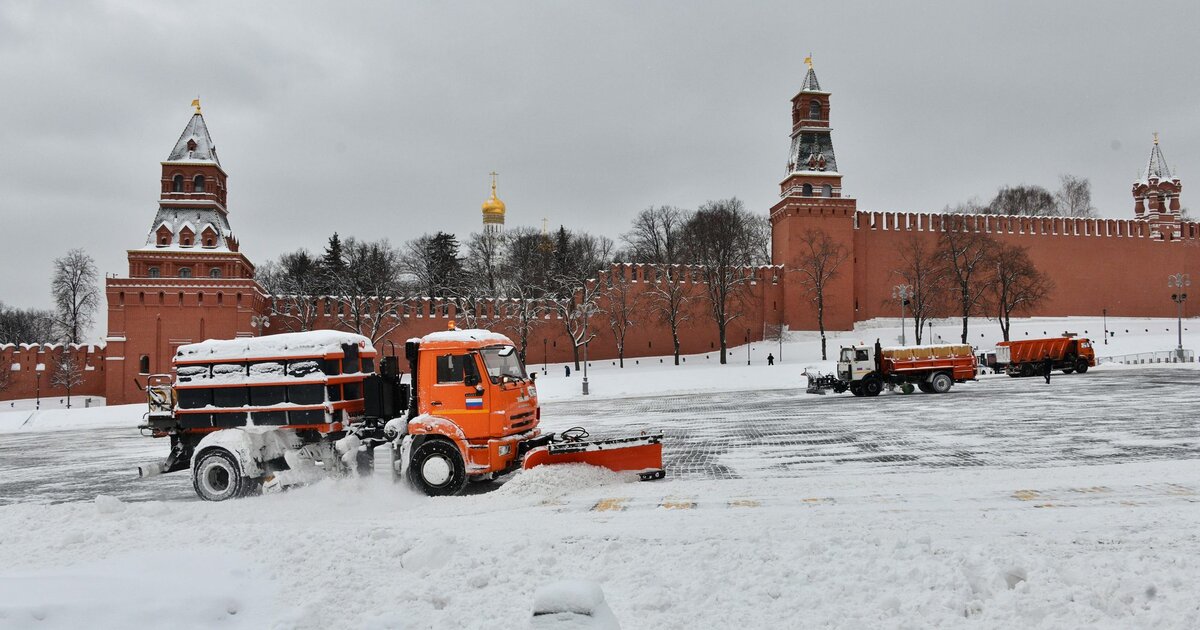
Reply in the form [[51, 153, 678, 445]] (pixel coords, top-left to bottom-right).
[[498, 445, 511, 456]]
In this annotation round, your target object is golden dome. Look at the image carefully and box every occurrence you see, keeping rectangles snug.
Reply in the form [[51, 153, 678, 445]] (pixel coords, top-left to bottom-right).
[[481, 173, 506, 215]]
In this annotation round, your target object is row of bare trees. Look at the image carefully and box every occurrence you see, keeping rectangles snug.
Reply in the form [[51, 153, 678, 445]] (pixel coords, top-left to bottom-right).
[[952, 175, 1097, 218]]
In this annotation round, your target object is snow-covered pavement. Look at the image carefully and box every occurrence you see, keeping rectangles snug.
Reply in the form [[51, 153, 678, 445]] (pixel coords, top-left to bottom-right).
[[0, 366, 1198, 627]]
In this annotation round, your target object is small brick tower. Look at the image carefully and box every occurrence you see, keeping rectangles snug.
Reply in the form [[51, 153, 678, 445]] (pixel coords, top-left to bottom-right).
[[104, 101, 266, 404], [1133, 133, 1184, 240]]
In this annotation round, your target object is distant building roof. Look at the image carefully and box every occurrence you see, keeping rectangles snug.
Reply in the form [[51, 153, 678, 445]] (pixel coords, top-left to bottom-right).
[[800, 67, 822, 92], [1143, 139, 1173, 182]]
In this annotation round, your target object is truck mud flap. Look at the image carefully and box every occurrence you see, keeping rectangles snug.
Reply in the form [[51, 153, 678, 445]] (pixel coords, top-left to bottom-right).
[[522, 433, 664, 479]]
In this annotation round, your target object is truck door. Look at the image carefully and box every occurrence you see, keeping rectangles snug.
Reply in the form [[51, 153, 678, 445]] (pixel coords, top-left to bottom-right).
[[430, 352, 489, 435]]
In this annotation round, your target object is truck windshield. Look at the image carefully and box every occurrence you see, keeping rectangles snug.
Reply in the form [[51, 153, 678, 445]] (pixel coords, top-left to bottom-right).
[[840, 348, 853, 362], [480, 345, 526, 383]]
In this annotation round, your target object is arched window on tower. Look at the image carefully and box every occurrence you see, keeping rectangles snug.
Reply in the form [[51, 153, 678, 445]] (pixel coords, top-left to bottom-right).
[[193, 175, 205, 193], [809, 100, 822, 119], [209, 268, 222, 278], [172, 175, 183, 192], [179, 267, 192, 278], [802, 183, 813, 197], [139, 355, 150, 374], [822, 184, 832, 198], [147, 267, 160, 278]]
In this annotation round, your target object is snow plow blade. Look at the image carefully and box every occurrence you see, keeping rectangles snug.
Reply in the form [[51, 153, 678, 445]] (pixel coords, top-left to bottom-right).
[[523, 433, 665, 481]]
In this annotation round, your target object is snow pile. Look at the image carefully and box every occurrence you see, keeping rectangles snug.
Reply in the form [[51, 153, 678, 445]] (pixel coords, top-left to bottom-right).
[[0, 403, 141, 434], [175, 330, 372, 362], [492, 464, 631, 499], [532, 579, 620, 629]]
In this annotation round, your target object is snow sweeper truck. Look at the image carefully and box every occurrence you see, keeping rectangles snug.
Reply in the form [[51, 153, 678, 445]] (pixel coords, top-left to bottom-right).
[[138, 327, 663, 501], [806, 341, 978, 396]]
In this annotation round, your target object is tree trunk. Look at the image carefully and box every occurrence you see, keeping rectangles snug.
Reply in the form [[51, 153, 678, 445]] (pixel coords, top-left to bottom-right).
[[817, 298, 827, 360], [718, 324, 727, 365], [672, 334, 680, 366]]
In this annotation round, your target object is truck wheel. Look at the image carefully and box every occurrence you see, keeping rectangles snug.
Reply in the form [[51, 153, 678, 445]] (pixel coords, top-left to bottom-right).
[[849, 382, 864, 397], [862, 376, 883, 397], [193, 449, 250, 502], [917, 382, 933, 393], [407, 439, 467, 497], [1075, 358, 1089, 374], [1019, 363, 1034, 378], [929, 373, 953, 394]]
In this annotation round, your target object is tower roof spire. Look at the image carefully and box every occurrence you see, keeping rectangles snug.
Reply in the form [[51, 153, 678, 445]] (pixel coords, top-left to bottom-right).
[[800, 55, 822, 92], [167, 102, 220, 165], [1143, 134, 1173, 182]]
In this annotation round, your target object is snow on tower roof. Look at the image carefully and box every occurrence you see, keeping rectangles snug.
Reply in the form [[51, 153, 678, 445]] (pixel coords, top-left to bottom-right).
[[140, 207, 233, 250], [167, 113, 221, 166], [1142, 138, 1174, 182], [800, 67, 822, 92]]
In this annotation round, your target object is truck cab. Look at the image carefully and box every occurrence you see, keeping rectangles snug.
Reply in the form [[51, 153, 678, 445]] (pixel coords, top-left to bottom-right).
[[398, 328, 546, 495], [836, 345, 876, 384]]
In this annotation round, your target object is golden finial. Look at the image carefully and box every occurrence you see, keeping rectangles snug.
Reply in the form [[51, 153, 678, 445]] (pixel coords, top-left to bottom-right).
[[1153, 132, 1159, 145], [489, 171, 499, 194], [191, 98, 201, 114], [804, 54, 813, 69]]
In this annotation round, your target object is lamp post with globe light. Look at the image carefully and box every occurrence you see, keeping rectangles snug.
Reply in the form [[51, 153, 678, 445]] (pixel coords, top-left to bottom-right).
[[892, 284, 912, 346], [250, 314, 271, 337], [1168, 273, 1190, 355]]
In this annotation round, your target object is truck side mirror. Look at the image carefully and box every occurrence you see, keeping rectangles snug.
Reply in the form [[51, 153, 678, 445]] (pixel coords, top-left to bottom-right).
[[463, 355, 481, 387]]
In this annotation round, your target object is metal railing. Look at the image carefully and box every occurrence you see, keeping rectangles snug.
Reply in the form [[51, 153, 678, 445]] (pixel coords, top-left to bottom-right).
[[1099, 349, 1195, 365]]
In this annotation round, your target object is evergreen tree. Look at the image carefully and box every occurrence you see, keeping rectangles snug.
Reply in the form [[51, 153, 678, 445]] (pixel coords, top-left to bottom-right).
[[423, 231, 463, 297], [320, 233, 347, 294]]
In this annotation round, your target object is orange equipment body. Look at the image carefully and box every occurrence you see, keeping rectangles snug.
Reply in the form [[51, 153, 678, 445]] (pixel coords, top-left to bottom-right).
[[879, 345, 977, 382], [996, 336, 1095, 376]]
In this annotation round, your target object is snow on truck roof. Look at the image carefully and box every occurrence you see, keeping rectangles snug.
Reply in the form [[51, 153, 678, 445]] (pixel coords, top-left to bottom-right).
[[412, 329, 514, 346], [175, 331, 374, 362]]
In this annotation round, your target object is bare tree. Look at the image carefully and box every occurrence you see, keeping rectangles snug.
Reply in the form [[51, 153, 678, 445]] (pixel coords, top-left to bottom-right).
[[791, 228, 849, 360], [333, 238, 407, 344], [463, 230, 507, 297], [51, 249, 101, 344], [646, 265, 693, 365], [599, 266, 639, 368], [50, 353, 85, 409], [991, 244, 1053, 341], [986, 185, 1058, 216], [1055, 174, 1096, 218], [544, 228, 614, 370], [400, 232, 463, 299], [258, 250, 324, 332], [747, 213, 773, 266], [0, 303, 58, 344], [681, 198, 757, 364], [892, 235, 948, 345], [937, 218, 998, 344], [621, 206, 687, 264], [494, 226, 556, 358]]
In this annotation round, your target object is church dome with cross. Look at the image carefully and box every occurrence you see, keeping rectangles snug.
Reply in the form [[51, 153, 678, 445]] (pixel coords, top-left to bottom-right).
[[481, 172, 506, 233]]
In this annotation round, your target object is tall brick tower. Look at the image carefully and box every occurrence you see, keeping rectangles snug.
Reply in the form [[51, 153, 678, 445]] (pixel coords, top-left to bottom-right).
[[104, 101, 266, 405], [770, 58, 858, 332], [1133, 134, 1184, 240]]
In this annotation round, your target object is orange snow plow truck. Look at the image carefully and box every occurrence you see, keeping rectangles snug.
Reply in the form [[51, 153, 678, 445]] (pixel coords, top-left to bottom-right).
[[138, 327, 663, 501], [807, 341, 977, 396], [993, 335, 1095, 377]]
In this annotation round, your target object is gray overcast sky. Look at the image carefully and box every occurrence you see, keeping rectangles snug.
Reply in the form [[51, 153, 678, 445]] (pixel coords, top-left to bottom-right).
[[2, 1, 1198, 335]]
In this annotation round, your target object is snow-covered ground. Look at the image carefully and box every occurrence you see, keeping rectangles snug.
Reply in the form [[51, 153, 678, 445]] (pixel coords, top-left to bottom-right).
[[0, 316, 1197, 628]]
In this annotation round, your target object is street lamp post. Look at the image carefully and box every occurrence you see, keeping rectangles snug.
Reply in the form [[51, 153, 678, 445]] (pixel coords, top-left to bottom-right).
[[250, 314, 271, 337], [892, 284, 912, 346], [1102, 308, 1108, 345], [35, 370, 42, 410], [575, 303, 596, 395], [543, 338, 548, 375], [1168, 273, 1190, 354]]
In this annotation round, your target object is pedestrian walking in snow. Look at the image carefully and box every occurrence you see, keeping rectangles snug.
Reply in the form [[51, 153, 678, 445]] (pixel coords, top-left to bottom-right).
[[1042, 354, 1053, 384], [767, 353, 775, 366], [564, 365, 571, 377]]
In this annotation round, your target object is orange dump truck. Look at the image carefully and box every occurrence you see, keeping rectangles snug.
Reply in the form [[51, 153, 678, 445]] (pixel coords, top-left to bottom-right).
[[807, 341, 978, 396], [995, 335, 1095, 377], [139, 327, 663, 500]]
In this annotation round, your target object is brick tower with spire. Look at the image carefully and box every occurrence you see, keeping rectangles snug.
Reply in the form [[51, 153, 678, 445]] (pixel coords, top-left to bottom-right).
[[1133, 134, 1184, 240], [104, 101, 267, 405], [770, 58, 859, 332]]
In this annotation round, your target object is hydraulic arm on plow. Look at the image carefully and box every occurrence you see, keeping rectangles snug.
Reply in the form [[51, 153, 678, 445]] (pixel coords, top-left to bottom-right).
[[139, 327, 664, 500]]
